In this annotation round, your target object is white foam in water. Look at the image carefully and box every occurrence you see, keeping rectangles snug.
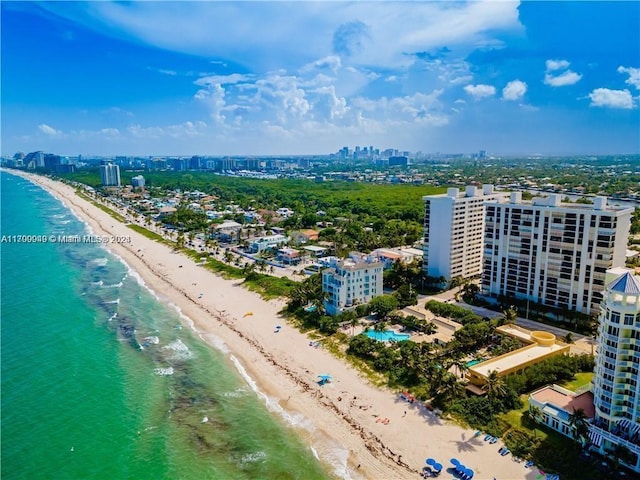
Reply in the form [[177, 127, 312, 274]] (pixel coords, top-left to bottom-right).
[[103, 298, 120, 304], [229, 355, 354, 480], [101, 282, 123, 288], [91, 280, 104, 286], [90, 258, 109, 267], [229, 355, 315, 431], [162, 339, 193, 360], [222, 388, 248, 398], [238, 451, 267, 466], [108, 313, 118, 322], [143, 336, 159, 345], [154, 367, 174, 376], [112, 254, 160, 301], [199, 332, 229, 354]]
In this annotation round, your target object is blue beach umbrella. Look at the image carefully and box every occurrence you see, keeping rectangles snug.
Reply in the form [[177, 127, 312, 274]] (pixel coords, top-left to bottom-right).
[[464, 468, 474, 478], [450, 458, 460, 466], [426, 458, 436, 466], [433, 463, 443, 472]]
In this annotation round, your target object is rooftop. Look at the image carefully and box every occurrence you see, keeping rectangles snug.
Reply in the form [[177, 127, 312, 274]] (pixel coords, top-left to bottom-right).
[[531, 385, 595, 419], [469, 331, 569, 380], [609, 271, 640, 294]]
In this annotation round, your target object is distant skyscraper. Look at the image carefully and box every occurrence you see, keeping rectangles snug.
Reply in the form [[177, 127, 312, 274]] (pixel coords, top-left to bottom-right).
[[423, 185, 508, 282], [589, 269, 640, 473], [482, 194, 632, 315], [100, 161, 121, 186]]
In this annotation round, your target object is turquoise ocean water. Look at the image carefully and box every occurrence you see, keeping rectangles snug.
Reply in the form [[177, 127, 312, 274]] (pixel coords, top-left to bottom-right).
[[0, 172, 334, 480]]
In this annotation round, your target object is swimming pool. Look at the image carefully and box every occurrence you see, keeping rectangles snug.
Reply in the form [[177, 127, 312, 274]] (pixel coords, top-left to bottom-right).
[[366, 330, 411, 342], [466, 359, 485, 367]]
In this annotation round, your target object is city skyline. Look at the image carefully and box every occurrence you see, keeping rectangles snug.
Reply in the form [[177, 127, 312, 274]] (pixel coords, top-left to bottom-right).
[[2, 1, 639, 157]]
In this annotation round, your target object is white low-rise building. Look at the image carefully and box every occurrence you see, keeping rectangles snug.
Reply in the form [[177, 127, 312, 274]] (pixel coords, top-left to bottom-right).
[[322, 253, 383, 316], [248, 234, 288, 253]]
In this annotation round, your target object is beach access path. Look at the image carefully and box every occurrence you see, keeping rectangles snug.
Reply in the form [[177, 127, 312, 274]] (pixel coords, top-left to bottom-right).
[[12, 171, 534, 480]]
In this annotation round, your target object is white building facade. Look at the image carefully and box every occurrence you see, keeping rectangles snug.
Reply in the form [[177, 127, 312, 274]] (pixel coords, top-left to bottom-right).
[[482, 194, 632, 315], [322, 254, 383, 316], [131, 175, 145, 187], [423, 185, 508, 282], [589, 270, 640, 473], [248, 234, 288, 253], [100, 161, 121, 187]]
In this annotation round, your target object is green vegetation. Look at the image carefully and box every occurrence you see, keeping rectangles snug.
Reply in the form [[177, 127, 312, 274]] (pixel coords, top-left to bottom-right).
[[126, 224, 174, 246], [423, 300, 482, 324], [76, 190, 126, 223]]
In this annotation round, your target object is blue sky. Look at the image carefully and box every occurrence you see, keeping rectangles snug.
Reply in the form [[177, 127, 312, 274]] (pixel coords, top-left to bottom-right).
[[2, 1, 639, 156]]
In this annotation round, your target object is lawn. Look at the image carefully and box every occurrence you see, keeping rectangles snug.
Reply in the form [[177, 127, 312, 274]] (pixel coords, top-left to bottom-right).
[[559, 371, 593, 391]]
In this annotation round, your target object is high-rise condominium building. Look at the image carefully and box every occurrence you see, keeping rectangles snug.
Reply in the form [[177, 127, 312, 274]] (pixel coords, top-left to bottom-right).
[[423, 185, 508, 282], [322, 253, 383, 316], [589, 269, 640, 473], [100, 161, 121, 187], [482, 193, 632, 315]]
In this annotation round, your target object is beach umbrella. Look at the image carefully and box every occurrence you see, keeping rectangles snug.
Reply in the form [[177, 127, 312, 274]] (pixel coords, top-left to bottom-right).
[[426, 458, 436, 466], [433, 463, 443, 472], [464, 468, 474, 478], [450, 458, 460, 466]]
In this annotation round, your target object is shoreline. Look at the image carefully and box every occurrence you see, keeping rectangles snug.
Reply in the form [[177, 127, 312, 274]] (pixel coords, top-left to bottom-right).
[[4, 169, 531, 480]]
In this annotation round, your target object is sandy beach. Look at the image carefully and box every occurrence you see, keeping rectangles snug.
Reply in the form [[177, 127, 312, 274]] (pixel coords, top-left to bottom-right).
[[9, 170, 535, 480]]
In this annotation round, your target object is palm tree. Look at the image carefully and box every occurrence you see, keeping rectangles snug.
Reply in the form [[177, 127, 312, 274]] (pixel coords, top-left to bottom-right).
[[374, 321, 388, 333], [349, 317, 360, 336], [502, 306, 518, 325], [483, 370, 507, 419], [568, 408, 589, 446], [529, 405, 543, 437], [437, 373, 465, 403]]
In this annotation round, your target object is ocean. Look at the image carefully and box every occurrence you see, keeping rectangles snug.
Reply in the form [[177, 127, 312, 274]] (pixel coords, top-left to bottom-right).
[[0, 172, 336, 480]]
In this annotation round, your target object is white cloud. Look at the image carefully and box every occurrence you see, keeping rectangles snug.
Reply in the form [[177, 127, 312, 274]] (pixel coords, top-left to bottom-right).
[[502, 80, 527, 101], [195, 74, 253, 86], [47, 2, 522, 71], [38, 124, 63, 137], [588, 88, 634, 109], [194, 83, 227, 124], [464, 84, 496, 99], [128, 121, 207, 139], [300, 56, 342, 74], [618, 66, 640, 89], [544, 59, 582, 87], [545, 59, 570, 72], [545, 70, 582, 87]]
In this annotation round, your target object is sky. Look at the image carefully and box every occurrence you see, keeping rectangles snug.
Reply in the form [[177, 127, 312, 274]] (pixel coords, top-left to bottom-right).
[[2, 1, 639, 157]]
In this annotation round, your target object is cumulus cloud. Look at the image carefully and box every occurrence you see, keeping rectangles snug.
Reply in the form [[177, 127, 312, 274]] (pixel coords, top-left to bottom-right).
[[618, 66, 640, 89], [544, 59, 582, 87], [545, 59, 570, 72], [194, 82, 227, 123], [588, 88, 634, 109], [464, 84, 496, 99], [38, 124, 63, 137], [502, 80, 527, 101]]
